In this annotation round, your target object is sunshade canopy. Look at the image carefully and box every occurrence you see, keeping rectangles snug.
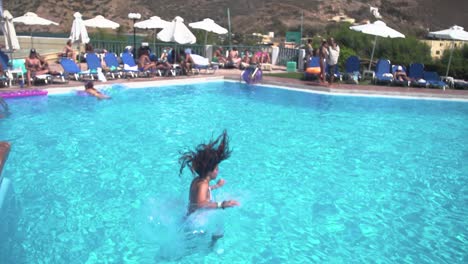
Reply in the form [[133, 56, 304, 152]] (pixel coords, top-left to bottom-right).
[[189, 18, 228, 34], [134, 16, 170, 29], [350, 20, 405, 38], [428, 25, 468, 41], [83, 15, 119, 29], [13, 12, 58, 26]]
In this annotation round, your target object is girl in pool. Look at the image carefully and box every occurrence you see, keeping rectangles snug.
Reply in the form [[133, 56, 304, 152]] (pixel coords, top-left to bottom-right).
[[84, 81, 111, 100], [179, 130, 239, 215]]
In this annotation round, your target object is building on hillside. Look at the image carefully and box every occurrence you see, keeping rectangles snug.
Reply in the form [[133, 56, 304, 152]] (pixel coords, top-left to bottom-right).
[[328, 14, 355, 24], [421, 39, 466, 59]]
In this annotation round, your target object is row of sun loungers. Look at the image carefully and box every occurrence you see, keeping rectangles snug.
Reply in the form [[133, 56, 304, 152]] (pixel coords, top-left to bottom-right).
[[0, 51, 218, 87], [304, 55, 451, 89]]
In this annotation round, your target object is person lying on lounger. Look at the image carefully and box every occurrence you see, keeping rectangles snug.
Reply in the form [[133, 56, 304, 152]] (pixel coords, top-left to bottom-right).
[[84, 81, 110, 100], [393, 65, 411, 82]]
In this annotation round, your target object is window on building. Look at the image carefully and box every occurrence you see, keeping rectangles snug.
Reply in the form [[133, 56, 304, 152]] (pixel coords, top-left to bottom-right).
[[436, 51, 440, 55]]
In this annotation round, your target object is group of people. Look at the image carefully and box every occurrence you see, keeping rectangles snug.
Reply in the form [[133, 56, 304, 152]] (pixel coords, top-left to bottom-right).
[[306, 38, 341, 84], [134, 46, 195, 75], [213, 47, 271, 69]]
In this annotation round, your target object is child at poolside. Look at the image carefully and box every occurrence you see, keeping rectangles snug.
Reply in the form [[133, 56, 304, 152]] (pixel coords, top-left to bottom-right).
[[179, 130, 239, 215], [84, 81, 110, 100]]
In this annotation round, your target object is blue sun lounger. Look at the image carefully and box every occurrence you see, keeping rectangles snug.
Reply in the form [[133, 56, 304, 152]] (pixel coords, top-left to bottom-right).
[[343, 55, 361, 83], [408, 63, 427, 87], [59, 58, 91, 81], [373, 59, 393, 85], [103, 53, 123, 78], [423, 71, 448, 89], [86, 53, 117, 79]]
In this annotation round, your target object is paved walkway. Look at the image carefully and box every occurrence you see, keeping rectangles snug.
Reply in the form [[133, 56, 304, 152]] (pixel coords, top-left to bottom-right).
[[2, 64, 468, 101]]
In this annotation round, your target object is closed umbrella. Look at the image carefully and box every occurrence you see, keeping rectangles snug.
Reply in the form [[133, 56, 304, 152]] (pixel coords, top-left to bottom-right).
[[1, 10, 20, 51], [189, 18, 227, 45], [134, 16, 170, 51], [83, 15, 120, 29], [69, 12, 89, 69], [157, 16, 196, 45], [428, 25, 468, 77], [157, 16, 195, 63], [13, 12, 58, 48], [350, 20, 405, 70]]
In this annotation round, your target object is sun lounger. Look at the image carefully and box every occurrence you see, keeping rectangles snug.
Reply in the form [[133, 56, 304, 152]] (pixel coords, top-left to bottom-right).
[[59, 58, 92, 81], [408, 63, 428, 87], [373, 59, 393, 85], [103, 53, 123, 79], [191, 54, 216, 74], [343, 55, 361, 84], [86, 52, 115, 80], [121, 52, 154, 78], [423, 71, 448, 89]]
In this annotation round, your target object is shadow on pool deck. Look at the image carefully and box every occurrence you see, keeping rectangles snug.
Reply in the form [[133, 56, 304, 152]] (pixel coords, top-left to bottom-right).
[[1, 63, 468, 100]]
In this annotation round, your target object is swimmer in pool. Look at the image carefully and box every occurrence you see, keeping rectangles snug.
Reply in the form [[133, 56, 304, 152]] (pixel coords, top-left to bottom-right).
[[84, 81, 110, 100], [179, 130, 239, 216]]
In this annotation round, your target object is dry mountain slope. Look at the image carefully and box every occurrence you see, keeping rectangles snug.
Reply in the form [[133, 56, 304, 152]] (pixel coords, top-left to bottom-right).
[[4, 0, 468, 37]]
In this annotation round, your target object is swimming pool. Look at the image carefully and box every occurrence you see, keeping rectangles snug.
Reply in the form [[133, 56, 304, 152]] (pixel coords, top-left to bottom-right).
[[0, 81, 467, 263]]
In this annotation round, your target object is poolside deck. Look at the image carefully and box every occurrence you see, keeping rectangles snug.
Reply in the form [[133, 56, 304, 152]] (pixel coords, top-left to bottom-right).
[[2, 63, 468, 101]]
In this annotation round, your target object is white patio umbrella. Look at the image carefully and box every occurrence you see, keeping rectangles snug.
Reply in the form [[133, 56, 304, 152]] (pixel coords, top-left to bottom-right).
[[69, 12, 89, 69], [83, 15, 120, 29], [350, 20, 405, 70], [189, 18, 227, 45], [428, 25, 468, 77], [13, 12, 58, 48], [157, 16, 196, 45], [134, 16, 170, 51], [1, 10, 20, 51]]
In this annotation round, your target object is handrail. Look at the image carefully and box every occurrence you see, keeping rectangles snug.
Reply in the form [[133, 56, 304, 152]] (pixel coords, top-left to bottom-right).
[[0, 142, 11, 185]]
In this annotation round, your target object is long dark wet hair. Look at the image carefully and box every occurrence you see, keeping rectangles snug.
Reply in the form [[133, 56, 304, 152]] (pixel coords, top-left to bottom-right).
[[179, 130, 232, 178]]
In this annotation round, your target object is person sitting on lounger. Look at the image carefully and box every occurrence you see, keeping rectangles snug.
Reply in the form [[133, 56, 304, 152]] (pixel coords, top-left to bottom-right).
[[228, 47, 241, 68], [25, 49, 50, 87], [138, 48, 157, 72], [240, 50, 251, 69], [84, 81, 110, 100], [59, 40, 77, 61], [181, 49, 194, 75], [214, 47, 227, 65], [393, 65, 411, 82]]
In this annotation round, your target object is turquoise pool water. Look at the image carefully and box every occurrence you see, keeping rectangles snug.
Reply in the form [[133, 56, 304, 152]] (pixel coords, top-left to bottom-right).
[[0, 81, 467, 263]]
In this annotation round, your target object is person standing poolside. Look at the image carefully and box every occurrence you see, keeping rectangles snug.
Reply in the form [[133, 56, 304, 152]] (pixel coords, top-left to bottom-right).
[[327, 38, 340, 84], [179, 130, 239, 216], [84, 81, 110, 100], [318, 39, 329, 83], [305, 39, 314, 68]]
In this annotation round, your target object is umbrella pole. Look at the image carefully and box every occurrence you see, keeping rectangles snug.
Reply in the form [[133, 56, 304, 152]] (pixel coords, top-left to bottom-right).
[[154, 29, 157, 53], [30, 29, 33, 48], [445, 41, 454, 77], [369, 35, 378, 71], [204, 31, 208, 56]]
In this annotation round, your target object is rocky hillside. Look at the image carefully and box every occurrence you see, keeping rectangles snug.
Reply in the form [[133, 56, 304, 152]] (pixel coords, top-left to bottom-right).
[[4, 0, 468, 38]]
